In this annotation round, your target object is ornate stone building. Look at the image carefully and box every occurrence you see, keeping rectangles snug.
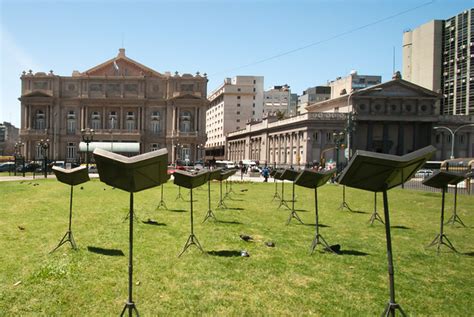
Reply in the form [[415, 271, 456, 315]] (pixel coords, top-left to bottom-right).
[[19, 49, 208, 163]]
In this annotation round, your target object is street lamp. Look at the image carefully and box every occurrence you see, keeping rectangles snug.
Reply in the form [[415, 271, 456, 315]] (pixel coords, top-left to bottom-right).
[[38, 139, 49, 178], [433, 124, 474, 159], [81, 128, 95, 171], [14, 141, 25, 177], [332, 131, 345, 174], [197, 143, 204, 161]]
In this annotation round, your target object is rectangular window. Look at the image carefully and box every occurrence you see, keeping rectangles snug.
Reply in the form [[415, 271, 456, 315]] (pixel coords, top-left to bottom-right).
[[253, 103, 255, 108], [326, 132, 332, 142], [236, 111, 240, 115], [253, 96, 255, 100], [66, 143, 76, 160], [252, 111, 255, 115], [237, 104, 241, 107], [67, 119, 76, 134], [237, 96, 241, 99], [236, 119, 240, 122]]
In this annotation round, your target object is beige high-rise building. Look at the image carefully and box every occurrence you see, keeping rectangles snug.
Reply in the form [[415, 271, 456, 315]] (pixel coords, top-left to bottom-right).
[[263, 85, 291, 116], [328, 71, 381, 99], [205, 76, 263, 159], [403, 8, 474, 115], [402, 20, 443, 93], [19, 49, 208, 163]]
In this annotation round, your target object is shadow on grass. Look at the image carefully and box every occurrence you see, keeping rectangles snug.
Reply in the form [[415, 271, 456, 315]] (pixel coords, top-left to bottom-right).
[[207, 250, 241, 257], [338, 249, 369, 256], [226, 207, 245, 211], [87, 246, 124, 256], [463, 252, 474, 257], [391, 225, 411, 230], [349, 210, 368, 214], [169, 209, 187, 213], [142, 219, 167, 226], [303, 223, 330, 228], [217, 220, 243, 225], [294, 209, 309, 212]]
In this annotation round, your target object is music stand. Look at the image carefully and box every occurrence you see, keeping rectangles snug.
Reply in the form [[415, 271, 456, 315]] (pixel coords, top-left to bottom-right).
[[93, 147, 168, 316], [203, 168, 222, 222], [156, 178, 170, 210], [295, 169, 336, 254], [281, 169, 303, 225], [50, 166, 90, 253], [422, 171, 465, 253], [215, 170, 233, 209], [445, 171, 470, 227], [270, 169, 281, 201], [339, 145, 435, 317], [369, 192, 384, 225], [274, 170, 289, 209], [173, 170, 210, 256], [224, 169, 237, 200], [339, 184, 354, 212], [176, 186, 185, 201]]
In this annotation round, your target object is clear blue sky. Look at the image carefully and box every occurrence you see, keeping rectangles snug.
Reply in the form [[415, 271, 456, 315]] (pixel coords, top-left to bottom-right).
[[0, 0, 472, 127]]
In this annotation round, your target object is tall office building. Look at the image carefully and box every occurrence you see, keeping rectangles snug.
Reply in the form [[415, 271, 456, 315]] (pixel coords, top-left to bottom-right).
[[403, 8, 474, 115], [327, 71, 381, 99], [263, 85, 291, 117], [205, 76, 264, 159]]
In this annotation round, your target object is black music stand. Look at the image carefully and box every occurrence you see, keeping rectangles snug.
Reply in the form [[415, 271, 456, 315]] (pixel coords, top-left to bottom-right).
[[156, 179, 170, 210], [94, 147, 168, 317], [295, 169, 336, 254], [281, 169, 303, 225], [224, 169, 237, 200], [422, 171, 465, 254], [274, 170, 290, 209], [445, 171, 470, 227], [270, 169, 281, 201], [50, 166, 90, 253], [216, 170, 233, 209], [176, 186, 185, 201], [173, 170, 210, 256], [369, 192, 384, 225], [203, 168, 222, 222], [339, 145, 435, 317], [339, 184, 354, 212]]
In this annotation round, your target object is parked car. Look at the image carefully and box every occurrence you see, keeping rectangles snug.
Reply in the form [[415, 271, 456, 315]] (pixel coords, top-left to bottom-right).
[[415, 169, 433, 178], [0, 162, 15, 172]]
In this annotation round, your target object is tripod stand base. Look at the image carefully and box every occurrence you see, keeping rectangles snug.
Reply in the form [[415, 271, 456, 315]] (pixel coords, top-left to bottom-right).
[[271, 191, 281, 202], [286, 210, 303, 225], [123, 211, 139, 223], [339, 201, 353, 212], [310, 233, 337, 255], [369, 211, 384, 225], [426, 233, 457, 254], [381, 302, 407, 317], [50, 230, 77, 253], [278, 199, 290, 210], [445, 213, 466, 227], [179, 234, 204, 257], [120, 301, 139, 317], [175, 193, 185, 201], [216, 200, 227, 209], [156, 200, 167, 210], [202, 209, 217, 223]]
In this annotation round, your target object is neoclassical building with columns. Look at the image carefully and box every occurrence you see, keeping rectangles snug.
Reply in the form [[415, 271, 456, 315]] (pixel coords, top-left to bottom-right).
[[227, 76, 473, 166], [19, 49, 208, 163]]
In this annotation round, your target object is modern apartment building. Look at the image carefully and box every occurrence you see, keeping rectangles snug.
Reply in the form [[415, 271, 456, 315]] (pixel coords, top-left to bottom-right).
[[263, 85, 291, 117], [297, 86, 331, 115], [19, 49, 208, 163], [403, 8, 474, 115], [328, 71, 381, 99], [0, 122, 20, 156], [205, 76, 263, 159]]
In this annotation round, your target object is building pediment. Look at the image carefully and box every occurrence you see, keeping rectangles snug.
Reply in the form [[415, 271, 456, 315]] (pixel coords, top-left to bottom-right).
[[81, 49, 163, 77], [22, 90, 53, 98], [356, 79, 441, 99]]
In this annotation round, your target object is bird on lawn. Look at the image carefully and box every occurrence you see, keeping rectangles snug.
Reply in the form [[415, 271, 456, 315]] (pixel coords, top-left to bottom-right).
[[239, 234, 253, 242]]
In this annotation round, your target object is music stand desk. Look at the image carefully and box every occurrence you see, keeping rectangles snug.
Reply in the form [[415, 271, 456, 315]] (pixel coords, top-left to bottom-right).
[[338, 145, 436, 317]]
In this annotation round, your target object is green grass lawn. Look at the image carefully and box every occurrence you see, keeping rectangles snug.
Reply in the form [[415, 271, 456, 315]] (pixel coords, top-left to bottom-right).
[[0, 178, 473, 316]]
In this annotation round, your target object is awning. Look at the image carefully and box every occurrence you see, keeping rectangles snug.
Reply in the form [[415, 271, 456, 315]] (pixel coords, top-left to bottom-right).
[[79, 142, 140, 153]]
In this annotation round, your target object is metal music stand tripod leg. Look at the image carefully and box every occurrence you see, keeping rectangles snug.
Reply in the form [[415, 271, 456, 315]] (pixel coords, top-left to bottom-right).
[[175, 186, 185, 201], [286, 182, 303, 225], [445, 184, 466, 227], [120, 192, 139, 317], [179, 189, 204, 257], [156, 184, 167, 210], [216, 180, 227, 209], [369, 192, 384, 225], [339, 185, 353, 212], [51, 185, 77, 253], [310, 187, 336, 254], [271, 178, 281, 201], [426, 187, 458, 254], [381, 188, 407, 317], [203, 180, 217, 222], [278, 181, 290, 210]]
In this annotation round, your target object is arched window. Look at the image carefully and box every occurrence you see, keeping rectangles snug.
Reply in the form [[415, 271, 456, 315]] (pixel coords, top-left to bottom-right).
[[35, 110, 45, 130], [91, 111, 101, 130], [179, 111, 192, 132], [151, 111, 161, 134]]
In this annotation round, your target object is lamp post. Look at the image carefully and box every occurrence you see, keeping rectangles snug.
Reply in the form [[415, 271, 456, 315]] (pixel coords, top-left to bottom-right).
[[197, 143, 204, 162], [14, 141, 25, 177], [433, 124, 474, 160], [332, 131, 345, 174], [81, 128, 95, 171], [38, 139, 49, 178]]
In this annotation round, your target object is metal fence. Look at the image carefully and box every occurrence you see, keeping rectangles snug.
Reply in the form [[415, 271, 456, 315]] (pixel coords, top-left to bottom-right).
[[402, 167, 473, 195]]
